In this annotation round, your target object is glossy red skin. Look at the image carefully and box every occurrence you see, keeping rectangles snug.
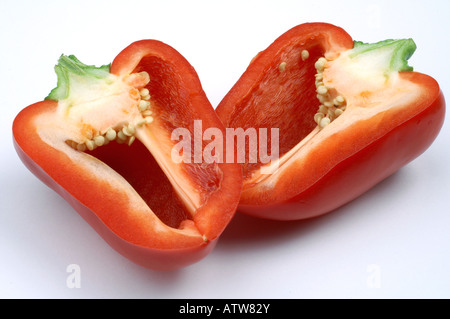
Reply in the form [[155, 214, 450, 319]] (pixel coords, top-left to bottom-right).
[[12, 40, 241, 270], [217, 23, 446, 220], [13, 139, 217, 270]]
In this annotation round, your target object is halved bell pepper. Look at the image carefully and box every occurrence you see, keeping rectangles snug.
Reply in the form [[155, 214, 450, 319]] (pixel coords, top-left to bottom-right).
[[12, 40, 242, 270], [216, 22, 445, 220]]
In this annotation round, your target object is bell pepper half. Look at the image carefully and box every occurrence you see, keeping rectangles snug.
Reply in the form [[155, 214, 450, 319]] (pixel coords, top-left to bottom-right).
[[216, 22, 445, 220], [12, 40, 242, 270]]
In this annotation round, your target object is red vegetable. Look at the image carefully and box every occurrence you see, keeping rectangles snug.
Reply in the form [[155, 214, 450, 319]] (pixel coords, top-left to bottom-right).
[[13, 40, 242, 270], [216, 22, 445, 220]]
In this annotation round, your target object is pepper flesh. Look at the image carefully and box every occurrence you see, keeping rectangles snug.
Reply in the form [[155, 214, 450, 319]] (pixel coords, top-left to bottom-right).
[[216, 22, 445, 220], [13, 40, 242, 270]]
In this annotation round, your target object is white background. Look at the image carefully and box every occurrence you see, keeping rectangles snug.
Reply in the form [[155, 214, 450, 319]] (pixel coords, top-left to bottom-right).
[[1, 0, 449, 299]]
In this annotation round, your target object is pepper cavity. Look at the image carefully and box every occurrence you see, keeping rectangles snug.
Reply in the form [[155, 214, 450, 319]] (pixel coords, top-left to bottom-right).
[[280, 50, 347, 130]]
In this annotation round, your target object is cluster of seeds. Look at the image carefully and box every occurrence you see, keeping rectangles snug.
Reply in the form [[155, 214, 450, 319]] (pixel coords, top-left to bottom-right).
[[66, 81, 154, 152], [279, 50, 346, 130], [313, 57, 347, 129]]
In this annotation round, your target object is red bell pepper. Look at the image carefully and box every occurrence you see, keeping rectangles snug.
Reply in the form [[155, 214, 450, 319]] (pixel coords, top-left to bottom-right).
[[216, 22, 445, 220], [13, 40, 242, 270]]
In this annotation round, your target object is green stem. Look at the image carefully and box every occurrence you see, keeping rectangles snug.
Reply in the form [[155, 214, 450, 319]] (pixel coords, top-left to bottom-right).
[[45, 55, 111, 101], [350, 38, 416, 72]]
